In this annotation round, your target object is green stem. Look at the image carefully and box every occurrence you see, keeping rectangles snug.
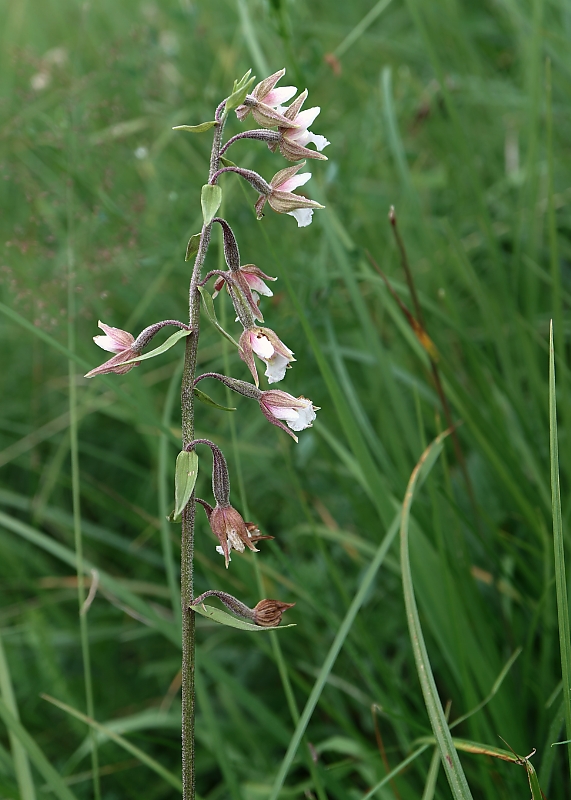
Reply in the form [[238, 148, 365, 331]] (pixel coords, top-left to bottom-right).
[[180, 110, 226, 800]]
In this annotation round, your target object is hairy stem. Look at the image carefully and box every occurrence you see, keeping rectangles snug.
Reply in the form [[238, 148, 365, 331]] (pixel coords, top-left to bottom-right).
[[180, 106, 227, 800]]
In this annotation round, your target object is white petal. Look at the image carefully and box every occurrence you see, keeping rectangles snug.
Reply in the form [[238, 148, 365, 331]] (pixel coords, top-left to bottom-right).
[[227, 530, 245, 553], [305, 132, 330, 151], [267, 405, 300, 422], [215, 545, 230, 561], [264, 86, 297, 106], [294, 106, 321, 130], [288, 208, 314, 227], [93, 335, 122, 353], [246, 275, 273, 296], [287, 402, 316, 431], [278, 172, 312, 192], [264, 353, 290, 384], [252, 333, 275, 359]]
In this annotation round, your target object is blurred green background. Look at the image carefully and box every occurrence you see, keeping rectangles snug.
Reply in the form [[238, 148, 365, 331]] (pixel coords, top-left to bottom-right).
[[1, 0, 571, 797]]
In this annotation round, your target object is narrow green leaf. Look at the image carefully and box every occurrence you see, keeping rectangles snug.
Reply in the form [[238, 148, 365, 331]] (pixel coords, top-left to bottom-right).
[[192, 603, 295, 632], [269, 511, 401, 800], [219, 156, 237, 168], [197, 285, 240, 349], [185, 233, 201, 262], [41, 695, 182, 791], [224, 76, 255, 114], [120, 328, 192, 367], [549, 320, 571, 779], [0, 634, 36, 800], [526, 759, 543, 800], [360, 745, 429, 799], [193, 387, 236, 412], [0, 698, 77, 800], [173, 450, 198, 520], [172, 120, 217, 133], [400, 431, 474, 800], [201, 184, 222, 226], [232, 69, 253, 93]]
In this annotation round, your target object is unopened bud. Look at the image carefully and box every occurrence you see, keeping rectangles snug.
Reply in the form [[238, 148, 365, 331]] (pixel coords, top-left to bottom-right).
[[253, 599, 295, 627]]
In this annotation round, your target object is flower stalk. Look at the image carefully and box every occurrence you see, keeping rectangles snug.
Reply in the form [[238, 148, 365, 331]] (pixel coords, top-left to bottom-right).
[[84, 67, 326, 800]]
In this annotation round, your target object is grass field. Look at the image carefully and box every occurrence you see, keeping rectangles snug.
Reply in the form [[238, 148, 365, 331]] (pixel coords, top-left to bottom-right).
[[1, 0, 571, 797]]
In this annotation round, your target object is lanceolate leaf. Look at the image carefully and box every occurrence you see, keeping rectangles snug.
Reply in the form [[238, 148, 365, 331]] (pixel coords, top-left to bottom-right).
[[185, 233, 201, 262], [173, 450, 198, 520], [225, 76, 255, 114], [172, 121, 217, 133], [120, 328, 192, 366], [201, 184, 222, 226], [197, 285, 240, 349], [193, 387, 236, 412], [192, 602, 294, 632]]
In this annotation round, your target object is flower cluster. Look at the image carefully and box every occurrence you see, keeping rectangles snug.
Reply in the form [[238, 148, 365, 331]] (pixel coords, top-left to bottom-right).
[[84, 68, 327, 636]]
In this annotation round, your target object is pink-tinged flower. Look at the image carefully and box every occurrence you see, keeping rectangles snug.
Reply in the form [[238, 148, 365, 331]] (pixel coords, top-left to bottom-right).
[[213, 264, 276, 321], [85, 321, 140, 378], [255, 162, 324, 228], [239, 327, 295, 386], [270, 89, 330, 162], [236, 68, 298, 129], [259, 390, 318, 442], [202, 502, 259, 568]]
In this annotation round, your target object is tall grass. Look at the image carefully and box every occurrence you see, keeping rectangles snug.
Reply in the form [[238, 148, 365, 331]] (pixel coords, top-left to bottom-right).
[[1, 0, 570, 797]]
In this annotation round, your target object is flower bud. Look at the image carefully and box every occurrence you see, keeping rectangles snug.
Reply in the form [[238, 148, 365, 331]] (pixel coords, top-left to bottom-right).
[[235, 68, 298, 129], [253, 599, 295, 627]]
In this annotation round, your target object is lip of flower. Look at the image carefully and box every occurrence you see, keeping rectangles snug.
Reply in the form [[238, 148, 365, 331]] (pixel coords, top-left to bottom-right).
[[255, 163, 324, 228], [259, 390, 318, 442], [85, 321, 140, 378], [239, 328, 295, 387]]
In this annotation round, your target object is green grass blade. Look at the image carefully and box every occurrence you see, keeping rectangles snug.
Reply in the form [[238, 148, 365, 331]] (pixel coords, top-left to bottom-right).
[[549, 320, 571, 778], [268, 511, 401, 800], [400, 430, 473, 799], [421, 747, 441, 800], [41, 694, 182, 792], [0, 697, 77, 800], [360, 744, 429, 799], [0, 633, 36, 800]]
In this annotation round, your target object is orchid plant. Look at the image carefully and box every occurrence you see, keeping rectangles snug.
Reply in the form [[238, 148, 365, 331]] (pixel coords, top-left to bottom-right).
[[84, 68, 328, 799]]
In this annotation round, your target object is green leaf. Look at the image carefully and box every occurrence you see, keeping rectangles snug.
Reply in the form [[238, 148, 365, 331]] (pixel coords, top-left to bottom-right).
[[173, 450, 198, 520], [225, 76, 255, 114], [185, 233, 201, 262], [525, 759, 543, 800], [400, 431, 474, 800], [194, 387, 236, 412], [0, 698, 77, 800], [201, 184, 222, 226], [192, 603, 294, 632], [549, 320, 571, 778], [219, 156, 236, 168], [172, 120, 217, 133], [197, 285, 240, 349], [232, 69, 253, 93], [120, 328, 192, 367], [41, 695, 182, 791]]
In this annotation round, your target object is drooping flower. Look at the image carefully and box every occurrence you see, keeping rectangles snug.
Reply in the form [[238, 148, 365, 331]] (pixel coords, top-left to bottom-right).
[[235, 68, 298, 129], [198, 499, 259, 568], [259, 390, 318, 442], [255, 162, 324, 228], [239, 327, 295, 386], [270, 89, 330, 162], [213, 264, 276, 321], [85, 321, 140, 378]]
